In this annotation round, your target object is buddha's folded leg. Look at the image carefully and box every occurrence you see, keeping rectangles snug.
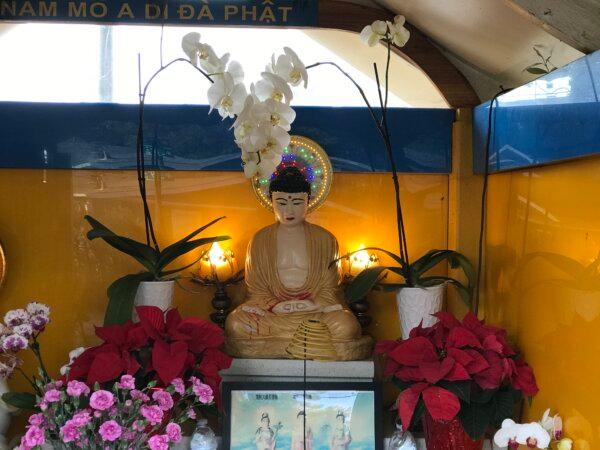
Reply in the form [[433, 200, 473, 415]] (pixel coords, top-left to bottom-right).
[[320, 309, 362, 342]]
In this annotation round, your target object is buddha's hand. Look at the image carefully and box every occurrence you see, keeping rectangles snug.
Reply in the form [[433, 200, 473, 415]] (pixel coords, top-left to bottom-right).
[[241, 305, 266, 316], [322, 304, 343, 313]]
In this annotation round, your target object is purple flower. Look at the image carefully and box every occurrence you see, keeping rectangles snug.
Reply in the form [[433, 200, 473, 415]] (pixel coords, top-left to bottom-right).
[[60, 421, 81, 443], [152, 390, 174, 411], [66, 380, 90, 397], [27, 413, 44, 427], [21, 425, 45, 447], [166, 423, 182, 443], [43, 389, 61, 403], [12, 324, 33, 339], [171, 377, 185, 395], [71, 410, 92, 427], [25, 302, 50, 317], [2, 333, 28, 351], [99, 420, 122, 442], [141, 405, 164, 425], [89, 390, 115, 411], [4, 309, 29, 327], [29, 314, 49, 331], [147, 434, 169, 450], [131, 389, 150, 402], [187, 408, 197, 420], [118, 374, 136, 390], [191, 377, 214, 404]]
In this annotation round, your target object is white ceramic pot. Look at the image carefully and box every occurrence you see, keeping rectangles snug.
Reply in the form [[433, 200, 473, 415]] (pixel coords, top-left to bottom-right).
[[133, 280, 175, 319], [0, 379, 10, 450], [396, 284, 445, 339]]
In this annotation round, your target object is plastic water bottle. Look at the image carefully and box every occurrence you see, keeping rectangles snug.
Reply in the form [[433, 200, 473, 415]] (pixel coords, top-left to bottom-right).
[[190, 419, 219, 450], [387, 421, 417, 450]]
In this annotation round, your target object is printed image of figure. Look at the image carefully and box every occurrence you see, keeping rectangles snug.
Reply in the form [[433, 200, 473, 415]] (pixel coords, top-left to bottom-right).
[[330, 411, 352, 450], [255, 412, 281, 450], [291, 410, 313, 450]]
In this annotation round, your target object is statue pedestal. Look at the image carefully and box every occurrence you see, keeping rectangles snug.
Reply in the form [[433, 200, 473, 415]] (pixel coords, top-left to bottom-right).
[[220, 358, 376, 383]]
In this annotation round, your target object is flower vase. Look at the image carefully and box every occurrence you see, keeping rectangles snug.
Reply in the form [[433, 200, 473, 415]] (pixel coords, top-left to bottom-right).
[[423, 412, 482, 450], [396, 284, 445, 339], [133, 280, 175, 321]]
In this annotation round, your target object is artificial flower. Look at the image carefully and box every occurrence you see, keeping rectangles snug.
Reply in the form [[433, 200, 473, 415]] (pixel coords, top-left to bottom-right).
[[252, 99, 296, 131], [387, 15, 410, 47], [255, 72, 294, 105], [360, 20, 388, 46], [269, 47, 308, 88], [207, 72, 247, 119]]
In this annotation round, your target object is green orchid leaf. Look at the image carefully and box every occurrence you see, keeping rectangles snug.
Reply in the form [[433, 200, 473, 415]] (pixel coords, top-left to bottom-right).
[[84, 215, 159, 274], [374, 283, 408, 292], [447, 252, 476, 288], [412, 250, 474, 287], [419, 276, 472, 308], [160, 254, 206, 278], [158, 217, 225, 265], [345, 266, 391, 302], [156, 236, 230, 271], [526, 67, 549, 75], [333, 247, 405, 268], [105, 272, 154, 325], [410, 250, 449, 276], [2, 392, 37, 410]]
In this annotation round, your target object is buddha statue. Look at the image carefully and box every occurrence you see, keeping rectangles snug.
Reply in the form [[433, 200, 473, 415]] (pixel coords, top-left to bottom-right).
[[225, 166, 372, 360]]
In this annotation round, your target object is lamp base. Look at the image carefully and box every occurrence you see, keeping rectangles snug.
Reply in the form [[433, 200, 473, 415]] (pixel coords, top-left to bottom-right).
[[210, 286, 232, 329], [348, 297, 372, 328]]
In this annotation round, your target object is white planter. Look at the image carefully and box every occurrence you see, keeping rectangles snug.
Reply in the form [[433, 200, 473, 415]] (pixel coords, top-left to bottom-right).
[[396, 284, 445, 339], [133, 280, 175, 319], [0, 379, 10, 450]]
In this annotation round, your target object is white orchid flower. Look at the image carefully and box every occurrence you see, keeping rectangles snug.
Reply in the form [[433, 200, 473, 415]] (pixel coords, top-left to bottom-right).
[[232, 96, 258, 143], [207, 72, 247, 119], [181, 32, 202, 65], [252, 99, 296, 131], [241, 150, 279, 179], [494, 419, 520, 449], [539, 409, 563, 440], [557, 438, 573, 450], [250, 121, 290, 161], [360, 20, 388, 47], [387, 15, 410, 47], [227, 60, 245, 84], [199, 47, 230, 75], [270, 47, 308, 88], [255, 72, 294, 105], [516, 422, 551, 449]]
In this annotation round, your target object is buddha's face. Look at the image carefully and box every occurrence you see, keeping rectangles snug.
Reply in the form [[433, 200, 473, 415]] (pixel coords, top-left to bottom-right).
[[272, 191, 308, 227]]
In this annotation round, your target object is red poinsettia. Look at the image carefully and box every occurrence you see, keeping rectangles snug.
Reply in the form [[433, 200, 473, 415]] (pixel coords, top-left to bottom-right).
[[68, 306, 232, 402], [376, 312, 538, 440]]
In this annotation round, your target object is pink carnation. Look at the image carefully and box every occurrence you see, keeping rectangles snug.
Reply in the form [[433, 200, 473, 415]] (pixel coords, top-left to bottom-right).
[[166, 423, 182, 443], [71, 410, 92, 427], [99, 420, 122, 442], [187, 408, 197, 420], [147, 434, 169, 450], [89, 390, 115, 411], [190, 377, 214, 404], [22, 425, 45, 447], [43, 389, 61, 403], [152, 390, 174, 411], [171, 377, 185, 395], [141, 405, 164, 425], [27, 413, 44, 427], [66, 380, 90, 397], [118, 374, 136, 390], [131, 389, 150, 402], [60, 421, 80, 443]]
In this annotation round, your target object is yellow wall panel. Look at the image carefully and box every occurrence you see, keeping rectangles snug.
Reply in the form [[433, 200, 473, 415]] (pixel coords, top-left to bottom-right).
[[484, 156, 600, 450], [0, 169, 448, 407]]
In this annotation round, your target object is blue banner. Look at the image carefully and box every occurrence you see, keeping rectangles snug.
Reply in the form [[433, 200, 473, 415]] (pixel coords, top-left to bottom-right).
[[0, 0, 317, 26], [0, 102, 454, 173]]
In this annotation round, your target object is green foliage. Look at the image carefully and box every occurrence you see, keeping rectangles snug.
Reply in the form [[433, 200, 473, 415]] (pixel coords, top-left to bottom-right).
[[339, 247, 475, 309], [524, 46, 556, 75], [84, 215, 230, 325], [2, 392, 37, 410]]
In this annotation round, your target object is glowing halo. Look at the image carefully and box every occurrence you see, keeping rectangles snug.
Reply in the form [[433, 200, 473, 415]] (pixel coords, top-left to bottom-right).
[[252, 135, 333, 213]]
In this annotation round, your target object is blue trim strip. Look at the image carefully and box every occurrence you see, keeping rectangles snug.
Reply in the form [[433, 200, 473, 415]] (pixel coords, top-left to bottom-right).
[[0, 102, 454, 173], [473, 50, 600, 173]]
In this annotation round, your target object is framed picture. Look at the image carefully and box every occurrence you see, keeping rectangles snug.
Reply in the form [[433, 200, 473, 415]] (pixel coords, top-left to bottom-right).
[[222, 381, 383, 450]]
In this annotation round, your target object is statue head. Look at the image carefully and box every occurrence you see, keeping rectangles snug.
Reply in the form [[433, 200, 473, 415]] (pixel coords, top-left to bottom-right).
[[336, 411, 345, 424], [261, 412, 270, 426], [269, 166, 310, 227]]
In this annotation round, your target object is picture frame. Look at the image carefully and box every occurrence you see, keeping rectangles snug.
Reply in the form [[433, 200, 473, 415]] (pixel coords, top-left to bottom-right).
[[222, 381, 383, 450]]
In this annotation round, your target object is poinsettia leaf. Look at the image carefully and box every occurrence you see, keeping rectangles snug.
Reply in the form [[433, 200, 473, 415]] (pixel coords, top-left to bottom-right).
[[399, 383, 427, 430], [391, 378, 413, 391], [422, 386, 461, 422], [152, 340, 189, 384], [410, 398, 425, 430], [458, 400, 493, 440], [105, 272, 154, 326], [471, 388, 497, 404], [437, 380, 471, 403], [493, 388, 519, 424], [2, 392, 36, 410]]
